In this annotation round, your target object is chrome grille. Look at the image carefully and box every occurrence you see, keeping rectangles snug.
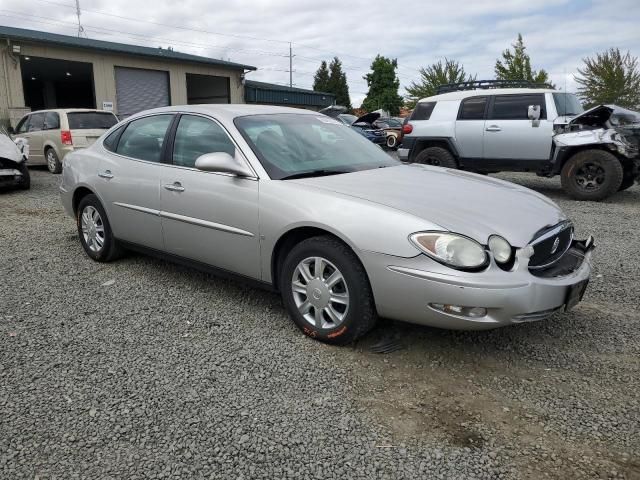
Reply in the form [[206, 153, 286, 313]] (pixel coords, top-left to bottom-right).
[[528, 221, 573, 270]]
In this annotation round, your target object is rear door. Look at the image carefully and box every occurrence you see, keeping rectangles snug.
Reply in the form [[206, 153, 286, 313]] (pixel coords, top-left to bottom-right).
[[67, 111, 119, 149], [483, 94, 553, 161], [96, 114, 174, 251], [454, 96, 488, 164]]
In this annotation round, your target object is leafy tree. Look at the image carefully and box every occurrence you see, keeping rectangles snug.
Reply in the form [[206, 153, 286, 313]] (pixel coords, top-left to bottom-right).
[[405, 58, 475, 108], [575, 48, 640, 109], [313, 60, 330, 93], [362, 55, 404, 115], [495, 33, 551, 85], [325, 57, 352, 111]]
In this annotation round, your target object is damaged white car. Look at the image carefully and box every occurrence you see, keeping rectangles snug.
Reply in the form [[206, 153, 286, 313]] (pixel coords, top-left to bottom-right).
[[399, 82, 640, 201], [0, 127, 29, 190]]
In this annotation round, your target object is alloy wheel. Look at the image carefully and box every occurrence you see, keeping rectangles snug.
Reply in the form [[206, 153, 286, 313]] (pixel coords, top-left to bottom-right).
[[291, 256, 350, 330], [47, 151, 57, 172], [575, 162, 605, 191], [80, 206, 105, 253]]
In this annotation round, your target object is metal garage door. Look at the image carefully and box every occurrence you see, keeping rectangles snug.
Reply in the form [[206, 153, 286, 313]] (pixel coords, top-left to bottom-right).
[[115, 67, 170, 118]]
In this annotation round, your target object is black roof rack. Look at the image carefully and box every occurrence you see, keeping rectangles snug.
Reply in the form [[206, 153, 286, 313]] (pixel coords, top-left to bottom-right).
[[436, 79, 553, 94]]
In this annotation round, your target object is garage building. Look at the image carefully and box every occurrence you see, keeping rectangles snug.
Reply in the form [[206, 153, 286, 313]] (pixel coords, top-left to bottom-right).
[[0, 26, 256, 126], [244, 80, 335, 111]]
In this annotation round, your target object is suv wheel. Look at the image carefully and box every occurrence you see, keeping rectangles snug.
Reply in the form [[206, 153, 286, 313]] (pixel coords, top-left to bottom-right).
[[414, 147, 457, 168], [618, 170, 636, 191], [46, 148, 62, 174], [76, 194, 123, 262], [279, 236, 377, 345], [561, 150, 623, 201]]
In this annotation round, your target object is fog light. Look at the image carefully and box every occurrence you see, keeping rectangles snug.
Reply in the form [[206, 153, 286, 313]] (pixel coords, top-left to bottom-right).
[[429, 303, 487, 318]]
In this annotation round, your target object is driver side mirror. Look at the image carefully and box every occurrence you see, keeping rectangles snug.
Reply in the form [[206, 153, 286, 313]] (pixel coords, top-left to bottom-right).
[[528, 105, 541, 121], [7, 126, 14, 135], [195, 152, 254, 177]]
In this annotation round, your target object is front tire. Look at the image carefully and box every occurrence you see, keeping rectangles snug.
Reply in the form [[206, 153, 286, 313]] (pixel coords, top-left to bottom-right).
[[76, 194, 123, 262], [560, 150, 623, 201], [46, 148, 62, 174], [414, 147, 457, 168], [279, 236, 377, 345], [618, 170, 636, 191], [17, 163, 30, 190]]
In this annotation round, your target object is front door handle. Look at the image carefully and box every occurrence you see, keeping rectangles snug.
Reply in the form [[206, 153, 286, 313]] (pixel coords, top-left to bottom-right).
[[485, 125, 501, 132], [98, 170, 114, 179], [163, 182, 185, 192]]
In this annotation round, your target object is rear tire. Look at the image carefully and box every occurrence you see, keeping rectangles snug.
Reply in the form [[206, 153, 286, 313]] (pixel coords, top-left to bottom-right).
[[560, 150, 623, 201], [414, 147, 457, 168], [76, 194, 123, 262], [386, 134, 398, 149], [46, 148, 62, 174], [279, 235, 377, 345]]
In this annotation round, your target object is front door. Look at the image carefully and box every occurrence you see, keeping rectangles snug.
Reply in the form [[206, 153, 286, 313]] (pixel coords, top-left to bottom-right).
[[482, 94, 553, 161], [454, 96, 488, 166], [95, 114, 174, 251], [160, 114, 260, 279], [21, 113, 45, 164]]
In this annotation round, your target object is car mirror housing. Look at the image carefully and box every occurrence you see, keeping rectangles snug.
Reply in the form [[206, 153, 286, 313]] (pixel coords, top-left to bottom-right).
[[195, 152, 254, 177], [528, 105, 541, 121]]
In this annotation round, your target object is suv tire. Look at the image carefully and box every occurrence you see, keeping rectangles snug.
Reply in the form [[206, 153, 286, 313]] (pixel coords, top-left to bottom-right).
[[560, 150, 623, 201], [618, 171, 636, 191], [17, 163, 30, 190], [414, 147, 457, 168], [76, 194, 123, 262], [279, 235, 377, 345], [46, 148, 62, 174]]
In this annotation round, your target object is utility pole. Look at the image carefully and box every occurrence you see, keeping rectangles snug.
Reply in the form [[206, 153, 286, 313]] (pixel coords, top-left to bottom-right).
[[75, 0, 86, 38], [289, 42, 293, 88]]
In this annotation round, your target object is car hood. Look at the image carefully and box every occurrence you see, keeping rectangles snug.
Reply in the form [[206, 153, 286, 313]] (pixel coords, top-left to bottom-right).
[[568, 105, 614, 127], [0, 133, 23, 162], [292, 165, 566, 247], [354, 112, 381, 125]]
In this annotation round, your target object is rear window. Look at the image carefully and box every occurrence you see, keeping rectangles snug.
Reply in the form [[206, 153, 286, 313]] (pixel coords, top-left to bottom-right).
[[67, 112, 118, 130], [411, 102, 436, 121]]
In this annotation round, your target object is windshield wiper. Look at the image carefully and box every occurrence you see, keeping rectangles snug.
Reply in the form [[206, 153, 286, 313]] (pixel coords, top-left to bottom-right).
[[280, 169, 350, 180]]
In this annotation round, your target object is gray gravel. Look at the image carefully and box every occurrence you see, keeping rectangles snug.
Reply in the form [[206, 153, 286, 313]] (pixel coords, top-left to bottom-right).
[[1, 168, 639, 479]]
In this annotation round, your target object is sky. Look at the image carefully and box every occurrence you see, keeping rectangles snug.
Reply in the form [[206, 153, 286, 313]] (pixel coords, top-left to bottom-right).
[[1, 0, 639, 107]]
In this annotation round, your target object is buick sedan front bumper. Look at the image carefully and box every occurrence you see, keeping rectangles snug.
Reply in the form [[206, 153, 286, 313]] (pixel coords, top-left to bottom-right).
[[361, 239, 593, 330]]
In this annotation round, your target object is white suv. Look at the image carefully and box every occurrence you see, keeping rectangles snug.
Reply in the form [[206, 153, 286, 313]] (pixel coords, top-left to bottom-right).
[[399, 81, 639, 201]]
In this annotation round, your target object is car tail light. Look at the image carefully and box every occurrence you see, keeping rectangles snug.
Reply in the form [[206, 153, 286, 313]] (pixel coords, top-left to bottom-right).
[[402, 123, 413, 134], [61, 130, 73, 145]]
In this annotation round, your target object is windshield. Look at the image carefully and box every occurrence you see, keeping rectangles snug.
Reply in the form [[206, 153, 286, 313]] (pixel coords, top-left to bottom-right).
[[234, 114, 399, 180], [553, 93, 584, 117], [68, 112, 118, 130]]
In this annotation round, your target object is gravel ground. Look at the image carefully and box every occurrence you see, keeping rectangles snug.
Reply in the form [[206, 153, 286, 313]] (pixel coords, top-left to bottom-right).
[[1, 167, 639, 479]]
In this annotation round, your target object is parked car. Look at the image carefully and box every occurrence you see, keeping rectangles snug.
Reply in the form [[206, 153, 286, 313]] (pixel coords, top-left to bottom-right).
[[373, 117, 404, 149], [61, 105, 594, 345], [9, 109, 118, 174], [399, 80, 640, 201], [319, 106, 386, 146], [0, 126, 30, 190]]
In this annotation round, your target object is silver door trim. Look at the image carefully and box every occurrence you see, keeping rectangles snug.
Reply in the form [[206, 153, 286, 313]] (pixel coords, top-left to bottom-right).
[[113, 202, 161, 216], [159, 210, 255, 237]]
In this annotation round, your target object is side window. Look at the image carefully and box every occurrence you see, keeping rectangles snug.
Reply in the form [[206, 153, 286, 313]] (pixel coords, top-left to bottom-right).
[[116, 115, 173, 162], [16, 116, 29, 134], [458, 97, 487, 120], [411, 102, 436, 121], [172, 115, 236, 168], [103, 125, 126, 152], [27, 113, 45, 132], [43, 112, 60, 130], [490, 94, 546, 120]]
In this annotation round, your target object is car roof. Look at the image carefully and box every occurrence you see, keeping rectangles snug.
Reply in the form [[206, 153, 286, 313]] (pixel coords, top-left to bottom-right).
[[127, 104, 320, 122], [418, 88, 558, 103], [26, 109, 116, 115]]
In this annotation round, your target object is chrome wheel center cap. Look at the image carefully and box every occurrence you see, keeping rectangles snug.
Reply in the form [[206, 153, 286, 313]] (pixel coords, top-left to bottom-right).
[[307, 279, 329, 308]]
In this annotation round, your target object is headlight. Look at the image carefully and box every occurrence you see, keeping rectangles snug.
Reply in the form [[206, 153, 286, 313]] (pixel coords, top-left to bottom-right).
[[488, 235, 513, 264], [410, 232, 488, 270]]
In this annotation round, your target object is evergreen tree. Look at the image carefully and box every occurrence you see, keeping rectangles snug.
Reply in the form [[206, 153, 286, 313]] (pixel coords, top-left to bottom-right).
[[326, 57, 352, 110], [405, 58, 474, 108], [495, 33, 551, 85], [313, 61, 330, 93], [361, 55, 403, 115], [575, 48, 640, 109]]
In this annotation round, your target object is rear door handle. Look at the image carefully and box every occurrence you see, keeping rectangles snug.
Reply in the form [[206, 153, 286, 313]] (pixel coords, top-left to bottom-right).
[[98, 170, 114, 179], [485, 125, 501, 132], [163, 182, 185, 192]]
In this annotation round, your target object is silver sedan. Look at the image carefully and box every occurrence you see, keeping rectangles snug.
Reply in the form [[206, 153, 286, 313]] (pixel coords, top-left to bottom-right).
[[60, 105, 594, 345]]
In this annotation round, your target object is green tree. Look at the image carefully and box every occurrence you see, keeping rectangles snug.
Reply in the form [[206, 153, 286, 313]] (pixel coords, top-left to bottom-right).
[[495, 33, 551, 85], [362, 55, 404, 115], [405, 58, 475, 108], [326, 57, 352, 111], [575, 48, 640, 109], [313, 60, 330, 93]]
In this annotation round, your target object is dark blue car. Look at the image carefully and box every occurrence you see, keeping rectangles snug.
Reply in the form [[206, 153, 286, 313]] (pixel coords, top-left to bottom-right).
[[319, 107, 386, 145]]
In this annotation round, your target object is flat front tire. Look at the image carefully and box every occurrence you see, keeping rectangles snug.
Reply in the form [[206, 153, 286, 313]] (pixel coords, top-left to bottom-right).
[[561, 149, 623, 201], [76, 194, 123, 262], [414, 147, 457, 168], [279, 236, 377, 345]]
